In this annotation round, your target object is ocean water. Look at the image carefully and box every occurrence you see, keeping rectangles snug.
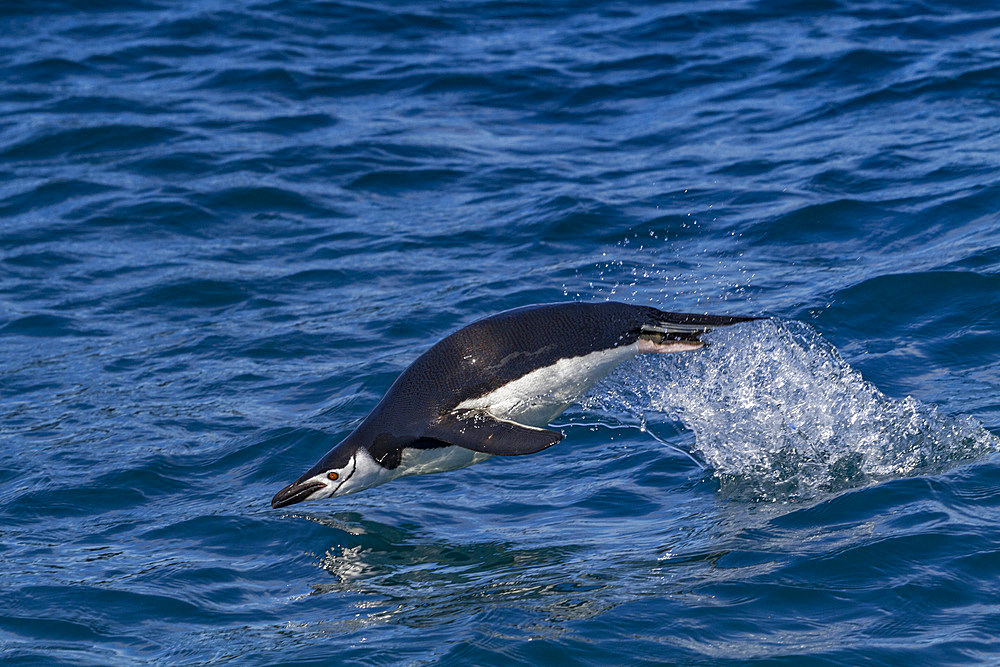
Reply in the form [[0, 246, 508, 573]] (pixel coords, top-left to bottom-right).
[[2, 0, 1000, 663]]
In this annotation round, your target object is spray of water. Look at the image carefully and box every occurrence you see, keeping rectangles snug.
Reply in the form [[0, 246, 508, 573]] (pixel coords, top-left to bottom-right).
[[599, 319, 999, 501]]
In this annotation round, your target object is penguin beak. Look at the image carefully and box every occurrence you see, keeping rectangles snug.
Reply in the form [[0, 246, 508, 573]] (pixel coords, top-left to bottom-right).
[[271, 480, 326, 509]]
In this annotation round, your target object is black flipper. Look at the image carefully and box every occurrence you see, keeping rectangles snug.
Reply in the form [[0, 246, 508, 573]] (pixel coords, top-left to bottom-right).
[[424, 411, 563, 456]]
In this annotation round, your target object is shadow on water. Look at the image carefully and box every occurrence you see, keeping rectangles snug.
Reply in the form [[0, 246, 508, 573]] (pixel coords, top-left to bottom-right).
[[279, 510, 630, 640]]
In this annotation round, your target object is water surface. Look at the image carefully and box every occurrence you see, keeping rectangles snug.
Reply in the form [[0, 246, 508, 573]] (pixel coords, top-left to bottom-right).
[[2, 0, 1000, 664]]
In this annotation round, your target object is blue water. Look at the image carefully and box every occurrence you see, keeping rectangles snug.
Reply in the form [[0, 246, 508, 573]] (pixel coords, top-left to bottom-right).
[[3, 0, 1000, 663]]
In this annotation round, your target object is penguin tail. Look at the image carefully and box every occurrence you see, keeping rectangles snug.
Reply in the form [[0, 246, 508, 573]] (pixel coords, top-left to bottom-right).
[[640, 309, 760, 344]]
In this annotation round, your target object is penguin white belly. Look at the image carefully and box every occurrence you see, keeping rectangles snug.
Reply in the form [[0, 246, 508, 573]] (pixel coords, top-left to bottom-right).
[[455, 342, 642, 427], [384, 345, 643, 482]]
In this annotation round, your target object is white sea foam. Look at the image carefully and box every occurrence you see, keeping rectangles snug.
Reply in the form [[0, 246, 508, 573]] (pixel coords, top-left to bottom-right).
[[598, 319, 999, 501]]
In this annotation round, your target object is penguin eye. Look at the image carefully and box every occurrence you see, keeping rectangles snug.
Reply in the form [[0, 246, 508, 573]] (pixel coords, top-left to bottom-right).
[[327, 472, 339, 481]]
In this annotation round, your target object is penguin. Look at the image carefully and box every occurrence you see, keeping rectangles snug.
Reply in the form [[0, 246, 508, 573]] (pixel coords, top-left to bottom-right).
[[271, 301, 756, 508]]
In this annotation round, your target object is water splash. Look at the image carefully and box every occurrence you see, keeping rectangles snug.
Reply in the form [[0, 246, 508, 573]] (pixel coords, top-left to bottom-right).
[[602, 319, 999, 501]]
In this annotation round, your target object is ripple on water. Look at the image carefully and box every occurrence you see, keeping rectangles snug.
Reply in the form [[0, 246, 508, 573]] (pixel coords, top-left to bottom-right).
[[2, 0, 1000, 663]]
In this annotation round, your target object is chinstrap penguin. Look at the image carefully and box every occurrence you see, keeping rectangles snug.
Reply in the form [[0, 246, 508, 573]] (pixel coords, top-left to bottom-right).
[[271, 301, 757, 508]]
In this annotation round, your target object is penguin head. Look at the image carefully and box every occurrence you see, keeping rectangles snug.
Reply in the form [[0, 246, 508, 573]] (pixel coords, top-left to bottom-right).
[[271, 445, 388, 508], [270, 442, 358, 508]]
